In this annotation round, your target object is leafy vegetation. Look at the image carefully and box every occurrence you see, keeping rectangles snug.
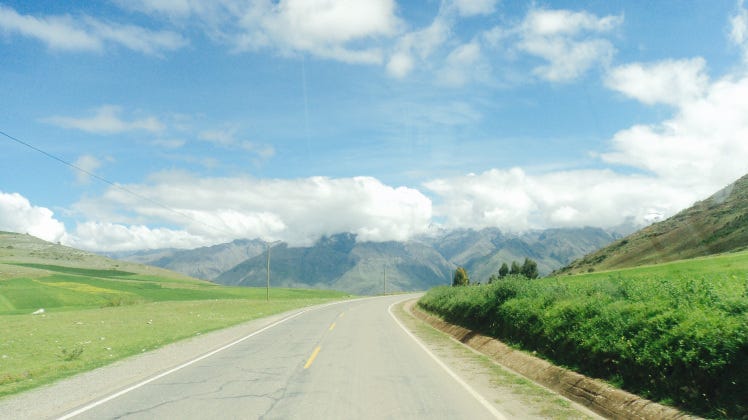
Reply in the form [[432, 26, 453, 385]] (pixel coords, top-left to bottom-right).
[[452, 266, 470, 286], [490, 258, 538, 282], [419, 251, 748, 418]]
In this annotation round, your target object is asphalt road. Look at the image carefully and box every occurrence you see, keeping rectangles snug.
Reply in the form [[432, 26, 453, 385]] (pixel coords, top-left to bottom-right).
[[54, 294, 504, 419]]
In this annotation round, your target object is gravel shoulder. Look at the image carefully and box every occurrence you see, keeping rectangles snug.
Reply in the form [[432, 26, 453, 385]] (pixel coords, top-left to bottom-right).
[[393, 298, 601, 420]]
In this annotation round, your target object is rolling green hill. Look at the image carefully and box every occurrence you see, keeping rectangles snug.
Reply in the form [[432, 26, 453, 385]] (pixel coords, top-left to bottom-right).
[[0, 231, 347, 397], [557, 173, 748, 274]]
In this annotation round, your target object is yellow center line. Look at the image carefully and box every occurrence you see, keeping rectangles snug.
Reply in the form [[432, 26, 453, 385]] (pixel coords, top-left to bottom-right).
[[304, 346, 321, 369], [329, 322, 336, 331], [338, 312, 345, 318]]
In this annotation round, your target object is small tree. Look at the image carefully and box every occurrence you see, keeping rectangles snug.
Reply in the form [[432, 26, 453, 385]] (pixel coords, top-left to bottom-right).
[[509, 261, 521, 275], [498, 262, 509, 278], [521, 258, 539, 279], [452, 266, 470, 286]]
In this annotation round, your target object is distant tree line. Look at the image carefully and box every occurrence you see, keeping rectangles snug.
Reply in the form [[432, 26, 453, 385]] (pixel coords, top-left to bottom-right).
[[489, 258, 538, 283], [452, 257, 539, 287]]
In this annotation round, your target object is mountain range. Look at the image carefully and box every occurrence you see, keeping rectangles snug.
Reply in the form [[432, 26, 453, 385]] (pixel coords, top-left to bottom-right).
[[109, 227, 620, 295]]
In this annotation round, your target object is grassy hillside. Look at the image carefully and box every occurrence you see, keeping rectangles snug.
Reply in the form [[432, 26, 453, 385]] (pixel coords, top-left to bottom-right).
[[0, 232, 347, 397], [419, 251, 748, 418], [557, 173, 748, 274]]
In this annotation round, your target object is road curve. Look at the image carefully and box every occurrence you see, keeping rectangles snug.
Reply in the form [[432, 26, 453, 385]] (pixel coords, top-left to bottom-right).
[[57, 294, 502, 419]]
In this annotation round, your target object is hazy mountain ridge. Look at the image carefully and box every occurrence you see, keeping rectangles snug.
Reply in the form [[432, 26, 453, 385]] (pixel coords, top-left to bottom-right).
[[557, 173, 748, 274], [203, 228, 616, 294], [107, 239, 267, 280], [112, 226, 618, 294]]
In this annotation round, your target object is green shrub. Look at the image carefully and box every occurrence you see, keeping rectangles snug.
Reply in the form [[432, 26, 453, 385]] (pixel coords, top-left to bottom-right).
[[419, 265, 748, 418]]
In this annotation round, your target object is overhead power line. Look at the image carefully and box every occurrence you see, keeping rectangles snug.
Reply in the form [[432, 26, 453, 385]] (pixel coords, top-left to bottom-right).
[[0, 129, 235, 238]]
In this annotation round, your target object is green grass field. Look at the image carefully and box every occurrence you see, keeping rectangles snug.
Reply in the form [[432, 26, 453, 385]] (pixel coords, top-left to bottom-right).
[[419, 250, 748, 419], [0, 261, 349, 397]]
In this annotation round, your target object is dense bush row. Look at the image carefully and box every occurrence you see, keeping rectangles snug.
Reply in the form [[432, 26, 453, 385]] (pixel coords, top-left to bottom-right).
[[418, 273, 748, 418]]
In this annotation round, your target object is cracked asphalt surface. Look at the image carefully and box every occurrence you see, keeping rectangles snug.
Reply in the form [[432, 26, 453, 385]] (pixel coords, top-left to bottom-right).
[[2, 294, 590, 419], [65, 294, 497, 419]]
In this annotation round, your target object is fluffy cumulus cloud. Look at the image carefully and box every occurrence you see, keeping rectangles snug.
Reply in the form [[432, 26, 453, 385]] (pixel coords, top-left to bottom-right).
[[118, 0, 400, 64], [424, 168, 689, 232], [426, 55, 748, 233], [0, 4, 186, 55], [0, 192, 67, 243], [605, 58, 709, 106], [514, 8, 622, 82], [602, 73, 748, 189], [67, 173, 432, 251], [69, 222, 209, 252]]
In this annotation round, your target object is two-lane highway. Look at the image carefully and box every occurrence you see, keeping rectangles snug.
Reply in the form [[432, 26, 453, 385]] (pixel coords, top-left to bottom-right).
[[63, 295, 501, 419]]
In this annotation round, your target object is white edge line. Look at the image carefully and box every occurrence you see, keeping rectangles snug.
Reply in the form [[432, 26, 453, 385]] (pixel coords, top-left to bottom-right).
[[388, 299, 507, 420], [57, 299, 353, 420]]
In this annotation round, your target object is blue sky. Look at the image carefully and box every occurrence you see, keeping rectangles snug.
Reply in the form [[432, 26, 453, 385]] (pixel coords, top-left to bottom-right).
[[2, 0, 748, 251]]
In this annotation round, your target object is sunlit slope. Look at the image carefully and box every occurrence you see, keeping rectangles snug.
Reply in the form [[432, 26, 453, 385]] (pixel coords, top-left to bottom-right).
[[0, 231, 346, 314], [0, 231, 348, 397], [0, 231, 198, 282], [557, 173, 748, 274]]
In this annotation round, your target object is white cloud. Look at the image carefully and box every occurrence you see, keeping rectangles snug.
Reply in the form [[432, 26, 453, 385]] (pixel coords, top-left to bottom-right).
[[387, 14, 451, 78], [439, 42, 489, 86], [84, 18, 187, 56], [120, 0, 400, 63], [69, 222, 210, 252], [233, 0, 400, 64], [0, 5, 100, 51], [605, 58, 709, 106], [43, 105, 165, 134], [70, 173, 433, 250], [424, 168, 691, 232], [452, 0, 498, 17], [602, 73, 748, 189], [512, 8, 622, 82], [521, 8, 621, 36], [0, 4, 186, 55], [385, 51, 414, 78], [425, 54, 748, 234], [73, 155, 103, 184], [0, 191, 67, 243], [198, 127, 275, 160], [730, 0, 748, 61]]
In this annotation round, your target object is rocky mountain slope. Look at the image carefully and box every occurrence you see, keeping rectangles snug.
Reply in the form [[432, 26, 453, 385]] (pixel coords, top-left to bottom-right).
[[556, 173, 748, 274], [107, 239, 266, 280], [108, 226, 619, 295]]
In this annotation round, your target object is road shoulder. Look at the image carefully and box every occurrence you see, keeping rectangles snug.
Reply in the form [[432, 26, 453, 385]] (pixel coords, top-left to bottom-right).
[[404, 299, 699, 420], [391, 297, 600, 420]]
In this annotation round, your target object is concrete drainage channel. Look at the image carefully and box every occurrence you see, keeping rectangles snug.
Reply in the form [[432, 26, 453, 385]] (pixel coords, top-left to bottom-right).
[[403, 300, 700, 420]]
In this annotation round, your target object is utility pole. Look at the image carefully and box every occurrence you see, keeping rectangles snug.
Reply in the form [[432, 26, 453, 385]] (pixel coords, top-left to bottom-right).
[[383, 265, 387, 296], [266, 242, 271, 301]]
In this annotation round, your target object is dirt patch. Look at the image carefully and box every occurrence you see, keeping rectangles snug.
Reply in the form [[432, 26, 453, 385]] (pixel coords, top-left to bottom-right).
[[406, 300, 700, 420]]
